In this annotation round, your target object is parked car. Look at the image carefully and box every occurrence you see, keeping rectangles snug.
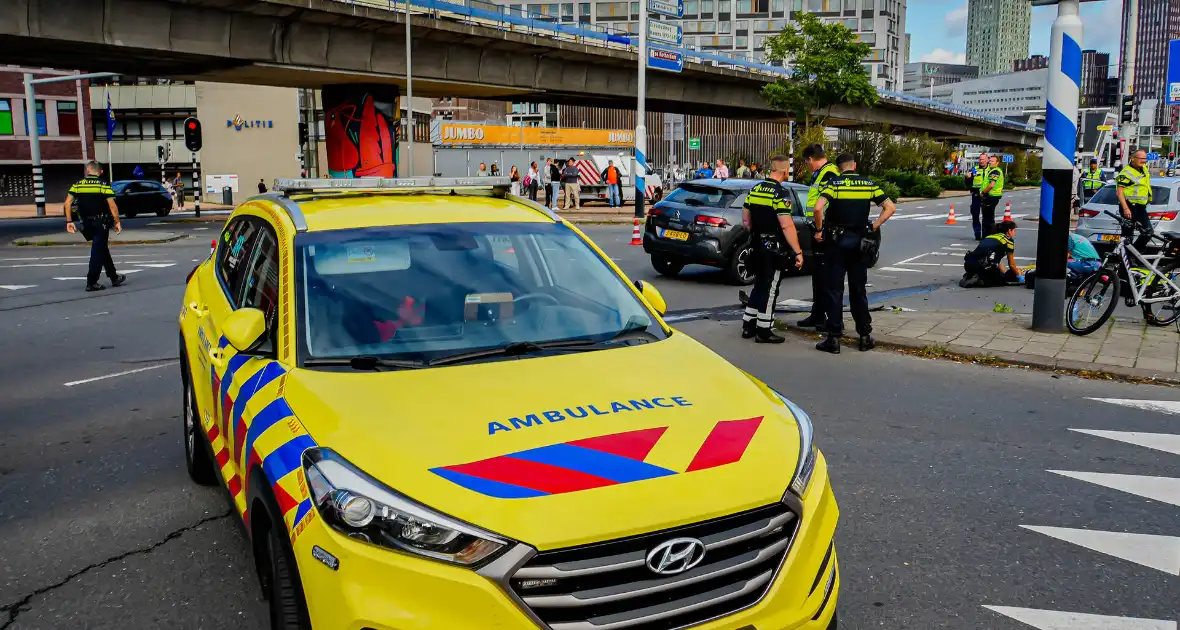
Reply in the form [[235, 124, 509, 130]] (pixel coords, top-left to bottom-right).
[[1075, 178, 1180, 252], [642, 178, 814, 284], [112, 180, 172, 218]]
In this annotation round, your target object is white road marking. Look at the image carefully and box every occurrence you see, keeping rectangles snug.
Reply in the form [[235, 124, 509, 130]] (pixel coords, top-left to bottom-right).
[[892, 214, 943, 221], [1088, 397, 1180, 415], [944, 244, 971, 249], [983, 606, 1176, 629], [1, 260, 174, 269], [133, 263, 177, 268], [893, 253, 933, 266], [1049, 470, 1180, 507], [905, 262, 956, 266], [192, 227, 209, 231], [0, 284, 36, 290], [64, 361, 176, 387], [878, 266, 923, 272], [0, 254, 161, 262], [52, 269, 144, 281], [776, 298, 813, 308], [1069, 429, 1180, 457], [1019, 525, 1180, 575]]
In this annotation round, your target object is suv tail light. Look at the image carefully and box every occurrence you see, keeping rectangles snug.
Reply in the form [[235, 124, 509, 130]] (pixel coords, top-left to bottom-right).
[[695, 214, 727, 227], [1079, 209, 1099, 218], [649, 206, 663, 216], [1149, 211, 1178, 221]]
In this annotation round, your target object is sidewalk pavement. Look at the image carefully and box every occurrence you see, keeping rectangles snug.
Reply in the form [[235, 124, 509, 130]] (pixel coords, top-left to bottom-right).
[[787, 309, 1180, 384], [12, 229, 185, 246], [0, 203, 233, 220]]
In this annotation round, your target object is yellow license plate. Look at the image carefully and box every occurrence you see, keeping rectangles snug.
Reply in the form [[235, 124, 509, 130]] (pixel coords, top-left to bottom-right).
[[662, 229, 690, 241], [1100, 234, 1121, 242]]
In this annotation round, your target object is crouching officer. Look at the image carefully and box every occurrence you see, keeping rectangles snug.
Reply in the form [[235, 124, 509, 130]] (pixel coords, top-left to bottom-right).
[[813, 153, 895, 353], [741, 154, 805, 343], [65, 161, 125, 292]]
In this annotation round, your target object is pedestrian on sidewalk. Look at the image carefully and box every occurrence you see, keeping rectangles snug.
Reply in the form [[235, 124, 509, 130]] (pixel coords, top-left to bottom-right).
[[491, 163, 500, 177], [509, 165, 521, 196], [959, 220, 1022, 288], [172, 171, 185, 210], [602, 159, 622, 208], [476, 162, 489, 177], [526, 161, 540, 202], [65, 161, 126, 293], [796, 144, 842, 331], [257, 179, 267, 194], [715, 159, 729, 180], [965, 153, 988, 240], [812, 153, 896, 353], [547, 158, 562, 210], [562, 158, 581, 210], [696, 161, 714, 179], [736, 159, 750, 179], [980, 154, 1004, 236], [741, 154, 805, 344]]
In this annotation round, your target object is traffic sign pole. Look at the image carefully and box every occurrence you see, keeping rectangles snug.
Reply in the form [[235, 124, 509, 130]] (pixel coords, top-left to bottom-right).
[[634, 0, 648, 221]]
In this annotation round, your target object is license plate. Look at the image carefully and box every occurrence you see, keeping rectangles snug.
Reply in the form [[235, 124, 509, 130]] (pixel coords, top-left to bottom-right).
[[1100, 234, 1121, 242], [659, 228, 690, 241]]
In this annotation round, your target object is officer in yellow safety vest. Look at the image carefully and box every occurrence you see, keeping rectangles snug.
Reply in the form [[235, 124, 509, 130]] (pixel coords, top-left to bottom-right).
[[795, 144, 843, 330], [1081, 158, 1103, 203], [1117, 148, 1154, 251], [979, 154, 1004, 236], [966, 153, 989, 240]]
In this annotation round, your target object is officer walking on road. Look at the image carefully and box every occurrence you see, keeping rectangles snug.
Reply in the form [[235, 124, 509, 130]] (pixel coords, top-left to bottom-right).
[[1117, 148, 1153, 251], [796, 144, 842, 330], [980, 154, 1004, 236], [966, 153, 989, 240], [1081, 158, 1103, 205], [812, 153, 896, 354], [65, 161, 125, 292], [741, 154, 805, 343]]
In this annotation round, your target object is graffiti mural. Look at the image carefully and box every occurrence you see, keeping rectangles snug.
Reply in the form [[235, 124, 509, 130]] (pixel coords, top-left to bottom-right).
[[321, 85, 400, 178]]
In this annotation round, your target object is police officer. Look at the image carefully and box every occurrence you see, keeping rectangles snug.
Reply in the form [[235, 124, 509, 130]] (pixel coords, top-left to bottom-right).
[[741, 154, 805, 343], [795, 144, 842, 330], [1117, 148, 1153, 251], [966, 153, 989, 240], [812, 153, 896, 354], [979, 154, 1004, 236], [65, 161, 125, 292], [1081, 158, 1103, 204]]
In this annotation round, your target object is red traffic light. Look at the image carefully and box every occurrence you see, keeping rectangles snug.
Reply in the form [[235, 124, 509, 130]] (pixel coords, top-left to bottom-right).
[[1171, 153, 1176, 159], [187, 121, 197, 130]]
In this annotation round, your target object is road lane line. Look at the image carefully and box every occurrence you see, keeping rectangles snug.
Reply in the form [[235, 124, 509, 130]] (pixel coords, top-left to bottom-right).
[[64, 361, 177, 387], [878, 267, 923, 272], [1049, 470, 1180, 508], [1069, 428, 1180, 456]]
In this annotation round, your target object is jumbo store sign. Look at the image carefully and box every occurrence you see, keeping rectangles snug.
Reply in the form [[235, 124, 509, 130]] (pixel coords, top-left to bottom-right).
[[439, 124, 635, 147]]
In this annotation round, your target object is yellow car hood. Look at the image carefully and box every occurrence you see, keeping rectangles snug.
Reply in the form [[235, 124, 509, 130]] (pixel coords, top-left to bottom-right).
[[283, 332, 804, 550]]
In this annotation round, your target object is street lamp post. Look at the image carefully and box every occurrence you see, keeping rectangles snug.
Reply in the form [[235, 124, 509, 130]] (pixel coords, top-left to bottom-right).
[[405, 0, 415, 177], [1031, 0, 1085, 332], [634, 5, 648, 220]]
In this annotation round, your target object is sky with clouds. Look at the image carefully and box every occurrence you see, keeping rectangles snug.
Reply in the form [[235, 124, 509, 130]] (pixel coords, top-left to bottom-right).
[[909, 0, 1124, 71]]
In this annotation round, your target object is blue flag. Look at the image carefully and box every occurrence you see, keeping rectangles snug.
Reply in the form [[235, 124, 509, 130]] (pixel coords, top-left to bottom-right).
[[105, 92, 116, 143]]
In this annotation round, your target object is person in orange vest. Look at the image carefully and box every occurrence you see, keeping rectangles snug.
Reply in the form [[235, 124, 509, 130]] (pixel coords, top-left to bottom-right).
[[601, 159, 622, 208]]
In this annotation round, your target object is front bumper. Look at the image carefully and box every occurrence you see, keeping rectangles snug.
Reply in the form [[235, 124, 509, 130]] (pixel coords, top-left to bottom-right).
[[293, 453, 839, 630]]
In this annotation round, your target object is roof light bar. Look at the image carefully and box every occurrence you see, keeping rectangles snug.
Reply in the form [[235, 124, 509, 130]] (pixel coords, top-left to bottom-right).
[[273, 176, 512, 192]]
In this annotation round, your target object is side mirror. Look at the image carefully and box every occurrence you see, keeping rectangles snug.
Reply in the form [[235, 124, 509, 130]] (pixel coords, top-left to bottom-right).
[[633, 280, 667, 316], [223, 308, 268, 353]]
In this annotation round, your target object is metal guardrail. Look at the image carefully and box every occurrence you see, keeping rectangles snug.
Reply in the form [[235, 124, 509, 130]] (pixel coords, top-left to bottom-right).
[[335, 0, 1044, 135]]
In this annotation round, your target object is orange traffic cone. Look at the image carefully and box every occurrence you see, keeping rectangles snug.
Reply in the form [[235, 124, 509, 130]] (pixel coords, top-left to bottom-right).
[[945, 203, 957, 225], [629, 218, 642, 246], [1003, 201, 1012, 221]]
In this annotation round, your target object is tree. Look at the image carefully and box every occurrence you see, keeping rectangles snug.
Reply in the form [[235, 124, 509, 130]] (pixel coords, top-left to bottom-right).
[[761, 13, 879, 133]]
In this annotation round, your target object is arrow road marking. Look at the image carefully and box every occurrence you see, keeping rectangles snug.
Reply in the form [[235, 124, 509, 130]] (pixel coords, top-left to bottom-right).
[[1049, 470, 1180, 507], [1020, 525, 1180, 575], [1087, 397, 1180, 415], [1070, 429, 1180, 457], [983, 606, 1176, 629]]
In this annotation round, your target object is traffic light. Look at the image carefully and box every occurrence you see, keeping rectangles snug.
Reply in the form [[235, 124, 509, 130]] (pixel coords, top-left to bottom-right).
[[1120, 95, 1135, 124], [298, 122, 309, 147], [157, 144, 165, 161], [183, 117, 202, 152]]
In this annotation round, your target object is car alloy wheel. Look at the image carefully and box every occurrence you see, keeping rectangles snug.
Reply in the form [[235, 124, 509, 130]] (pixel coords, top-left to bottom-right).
[[735, 246, 754, 283]]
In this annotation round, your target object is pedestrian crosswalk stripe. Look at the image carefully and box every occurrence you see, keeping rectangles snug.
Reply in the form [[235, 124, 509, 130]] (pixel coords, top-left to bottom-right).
[[1070, 429, 1180, 457], [0, 284, 36, 290], [1087, 397, 1180, 415], [1019, 525, 1180, 575], [878, 266, 923, 272], [1049, 470, 1180, 507], [983, 605, 1177, 629]]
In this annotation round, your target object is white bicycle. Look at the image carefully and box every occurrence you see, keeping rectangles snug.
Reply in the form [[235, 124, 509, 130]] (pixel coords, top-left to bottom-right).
[[1066, 211, 1180, 335]]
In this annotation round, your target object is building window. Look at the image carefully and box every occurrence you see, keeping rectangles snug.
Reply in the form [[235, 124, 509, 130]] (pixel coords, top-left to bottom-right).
[[579, 2, 591, 19], [630, 0, 639, 17], [684, 0, 698, 15], [596, 1, 627, 17], [860, 17, 873, 30], [0, 100, 11, 136], [702, 0, 713, 15], [719, 20, 731, 32], [32, 100, 47, 136], [57, 101, 79, 136]]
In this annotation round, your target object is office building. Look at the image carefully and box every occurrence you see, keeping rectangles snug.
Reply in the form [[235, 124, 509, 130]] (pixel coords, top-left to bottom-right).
[[965, 0, 1031, 76], [1104, 76, 1120, 107], [432, 98, 507, 123], [0, 66, 94, 205], [902, 62, 979, 94], [927, 68, 1047, 117], [1120, 0, 1180, 134], [904, 33, 911, 64], [1080, 49, 1111, 108], [1012, 55, 1048, 72]]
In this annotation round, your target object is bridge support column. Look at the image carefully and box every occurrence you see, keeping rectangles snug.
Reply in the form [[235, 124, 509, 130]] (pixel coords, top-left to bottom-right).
[[321, 85, 400, 178]]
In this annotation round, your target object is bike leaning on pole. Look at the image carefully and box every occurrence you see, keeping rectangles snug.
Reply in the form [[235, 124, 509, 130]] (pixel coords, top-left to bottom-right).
[[1066, 210, 1180, 335]]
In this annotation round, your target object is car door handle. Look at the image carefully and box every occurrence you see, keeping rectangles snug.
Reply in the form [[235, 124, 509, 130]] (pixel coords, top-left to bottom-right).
[[208, 348, 226, 369], [188, 302, 208, 318]]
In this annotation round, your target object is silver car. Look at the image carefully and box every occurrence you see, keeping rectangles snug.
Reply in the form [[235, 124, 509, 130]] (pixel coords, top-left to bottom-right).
[[1075, 176, 1179, 252]]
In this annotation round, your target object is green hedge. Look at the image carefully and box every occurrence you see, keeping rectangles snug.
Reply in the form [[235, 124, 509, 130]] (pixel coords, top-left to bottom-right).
[[937, 175, 969, 190], [878, 181, 901, 202], [872, 170, 943, 198]]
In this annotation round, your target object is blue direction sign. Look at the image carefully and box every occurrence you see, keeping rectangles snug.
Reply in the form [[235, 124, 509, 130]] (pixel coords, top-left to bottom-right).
[[1002, 153, 1014, 163], [647, 20, 683, 46], [1168, 39, 1180, 105], [648, 46, 684, 73], [647, 0, 684, 18], [1148, 152, 1161, 160]]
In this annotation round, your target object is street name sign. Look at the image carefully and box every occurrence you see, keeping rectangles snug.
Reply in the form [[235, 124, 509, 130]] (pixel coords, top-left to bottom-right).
[[647, 0, 684, 17], [648, 46, 684, 73], [648, 20, 683, 46]]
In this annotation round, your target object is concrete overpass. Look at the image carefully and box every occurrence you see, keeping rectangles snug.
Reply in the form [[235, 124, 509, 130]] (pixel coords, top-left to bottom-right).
[[1, 0, 1041, 147]]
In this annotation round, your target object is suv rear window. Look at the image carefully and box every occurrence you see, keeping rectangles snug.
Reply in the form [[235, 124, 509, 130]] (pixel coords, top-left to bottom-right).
[[664, 185, 740, 208], [1088, 185, 1171, 207]]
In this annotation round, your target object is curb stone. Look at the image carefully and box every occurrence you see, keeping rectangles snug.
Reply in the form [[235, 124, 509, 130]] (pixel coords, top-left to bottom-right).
[[12, 234, 188, 247]]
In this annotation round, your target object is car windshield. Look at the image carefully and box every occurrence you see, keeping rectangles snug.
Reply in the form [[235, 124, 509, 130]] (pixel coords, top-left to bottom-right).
[[295, 222, 664, 363], [1088, 185, 1171, 207], [664, 185, 739, 207], [112, 181, 131, 193]]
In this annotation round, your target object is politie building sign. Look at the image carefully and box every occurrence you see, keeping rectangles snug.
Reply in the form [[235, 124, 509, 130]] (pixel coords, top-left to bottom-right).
[[227, 114, 274, 130]]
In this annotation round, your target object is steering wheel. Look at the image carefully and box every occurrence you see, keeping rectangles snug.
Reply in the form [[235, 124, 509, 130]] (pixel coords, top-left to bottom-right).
[[514, 293, 560, 309]]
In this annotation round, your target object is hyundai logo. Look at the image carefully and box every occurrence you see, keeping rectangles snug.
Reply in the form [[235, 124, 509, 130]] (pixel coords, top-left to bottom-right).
[[645, 537, 706, 575]]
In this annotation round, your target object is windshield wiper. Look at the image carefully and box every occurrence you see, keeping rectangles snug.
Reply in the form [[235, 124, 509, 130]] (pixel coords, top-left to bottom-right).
[[302, 356, 425, 371], [428, 340, 599, 367]]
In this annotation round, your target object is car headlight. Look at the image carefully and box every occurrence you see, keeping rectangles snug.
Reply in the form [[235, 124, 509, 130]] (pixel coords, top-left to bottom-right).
[[774, 391, 817, 496], [302, 448, 508, 567]]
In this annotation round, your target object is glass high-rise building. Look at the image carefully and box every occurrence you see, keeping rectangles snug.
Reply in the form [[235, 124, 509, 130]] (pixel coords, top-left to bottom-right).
[[965, 0, 1031, 76], [1120, 0, 1180, 134]]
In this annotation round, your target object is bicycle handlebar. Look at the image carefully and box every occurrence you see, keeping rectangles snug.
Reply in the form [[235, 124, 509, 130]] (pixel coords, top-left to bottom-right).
[[1102, 210, 1168, 244]]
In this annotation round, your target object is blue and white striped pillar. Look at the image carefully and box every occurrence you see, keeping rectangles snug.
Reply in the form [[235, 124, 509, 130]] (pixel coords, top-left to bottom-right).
[[1032, 0, 1083, 332], [634, 136, 647, 218]]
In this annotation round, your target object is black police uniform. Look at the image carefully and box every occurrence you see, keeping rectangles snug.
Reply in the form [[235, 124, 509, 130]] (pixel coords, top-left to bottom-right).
[[818, 172, 886, 340], [68, 175, 122, 288], [741, 178, 794, 341], [960, 232, 1017, 288], [799, 162, 842, 328]]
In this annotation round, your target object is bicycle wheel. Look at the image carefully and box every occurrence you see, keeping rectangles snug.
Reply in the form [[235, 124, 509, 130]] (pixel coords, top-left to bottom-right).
[[1067, 270, 1120, 335], [1143, 270, 1180, 326]]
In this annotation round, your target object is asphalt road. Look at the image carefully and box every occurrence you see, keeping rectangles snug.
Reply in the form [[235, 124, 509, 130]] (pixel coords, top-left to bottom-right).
[[1, 199, 1178, 629]]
